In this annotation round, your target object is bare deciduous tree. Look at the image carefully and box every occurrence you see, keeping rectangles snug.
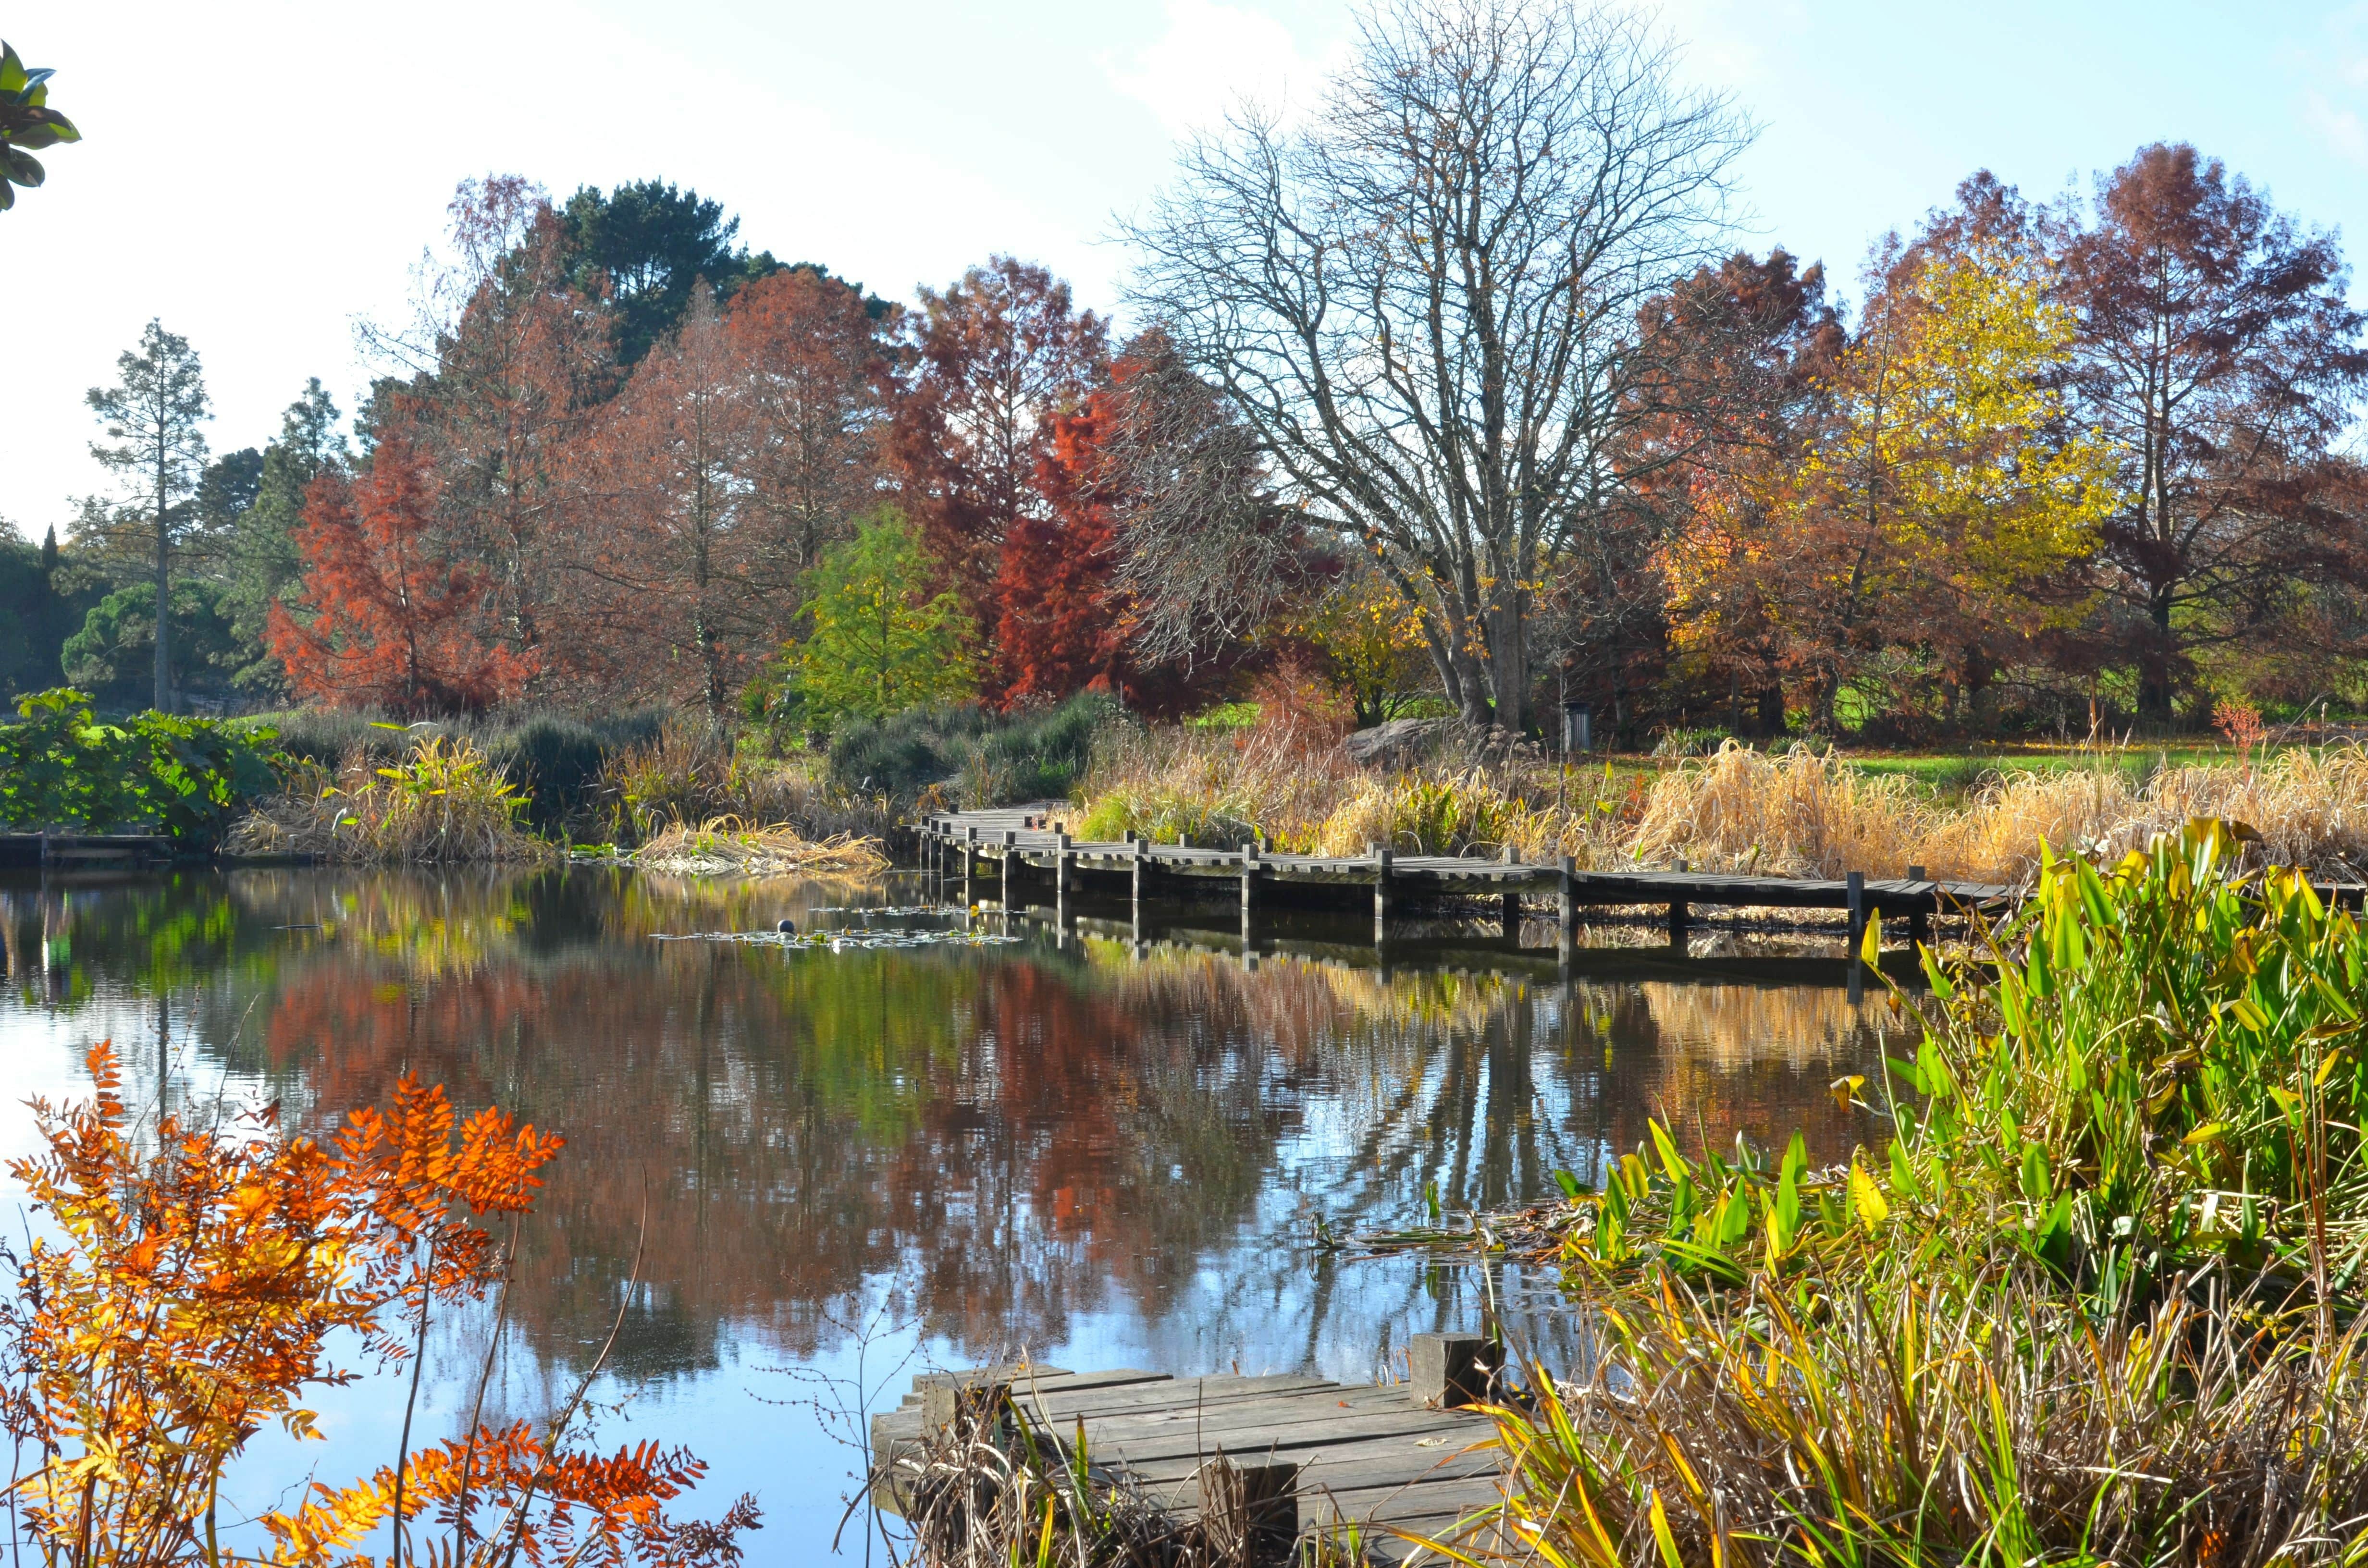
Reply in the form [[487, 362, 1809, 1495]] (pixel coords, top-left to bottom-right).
[[1124, 0, 1750, 729]]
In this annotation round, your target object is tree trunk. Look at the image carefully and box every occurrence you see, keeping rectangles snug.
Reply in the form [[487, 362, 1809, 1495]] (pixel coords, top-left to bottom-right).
[[153, 452, 173, 715], [2140, 588, 2176, 724]]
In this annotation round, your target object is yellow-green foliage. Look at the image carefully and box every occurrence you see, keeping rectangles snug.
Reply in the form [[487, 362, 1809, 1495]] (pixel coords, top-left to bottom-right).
[[1310, 771, 1515, 856], [227, 735, 548, 864], [1556, 821, 2368, 1304]]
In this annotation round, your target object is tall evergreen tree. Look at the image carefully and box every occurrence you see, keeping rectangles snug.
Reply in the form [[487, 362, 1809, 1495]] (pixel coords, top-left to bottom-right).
[[84, 320, 211, 713], [561, 180, 778, 368]]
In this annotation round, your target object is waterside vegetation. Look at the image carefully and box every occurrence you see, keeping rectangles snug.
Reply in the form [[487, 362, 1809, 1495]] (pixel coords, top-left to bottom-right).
[[1383, 820, 2368, 1564]]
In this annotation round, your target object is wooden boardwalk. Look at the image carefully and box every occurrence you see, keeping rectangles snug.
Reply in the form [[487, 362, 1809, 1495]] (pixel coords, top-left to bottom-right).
[[871, 1336, 1512, 1564], [921, 803, 2011, 959], [0, 833, 173, 871]]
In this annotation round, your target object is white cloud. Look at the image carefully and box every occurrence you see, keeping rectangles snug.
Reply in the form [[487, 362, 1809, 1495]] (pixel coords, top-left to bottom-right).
[[2304, 91, 2368, 166], [1102, 0, 1342, 136]]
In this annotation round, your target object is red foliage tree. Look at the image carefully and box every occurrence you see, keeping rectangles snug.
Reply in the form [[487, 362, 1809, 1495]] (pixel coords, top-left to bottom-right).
[[557, 286, 758, 713], [363, 177, 615, 685], [727, 265, 895, 580], [2061, 143, 2368, 719], [889, 257, 1107, 614], [267, 435, 532, 716], [994, 345, 1260, 716]]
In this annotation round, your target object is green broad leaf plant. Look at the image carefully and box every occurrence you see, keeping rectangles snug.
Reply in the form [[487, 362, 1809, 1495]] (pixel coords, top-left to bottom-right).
[[0, 41, 80, 211], [1555, 819, 2367, 1315]]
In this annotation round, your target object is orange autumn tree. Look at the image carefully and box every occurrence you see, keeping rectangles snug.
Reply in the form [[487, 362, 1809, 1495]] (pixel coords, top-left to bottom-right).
[[267, 435, 532, 717], [0, 1043, 757, 1568]]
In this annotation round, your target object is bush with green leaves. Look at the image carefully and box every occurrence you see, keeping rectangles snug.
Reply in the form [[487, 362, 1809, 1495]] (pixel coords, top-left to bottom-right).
[[826, 694, 1123, 810], [0, 689, 282, 847], [780, 514, 975, 735]]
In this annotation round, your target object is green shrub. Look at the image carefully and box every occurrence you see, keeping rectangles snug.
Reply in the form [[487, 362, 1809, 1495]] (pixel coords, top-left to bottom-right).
[[963, 694, 1118, 804], [827, 704, 984, 803], [824, 694, 1123, 810], [235, 707, 398, 768], [0, 688, 283, 848]]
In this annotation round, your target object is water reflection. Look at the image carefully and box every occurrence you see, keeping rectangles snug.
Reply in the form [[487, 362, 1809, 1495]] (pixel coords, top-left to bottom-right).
[[0, 868, 1915, 1553]]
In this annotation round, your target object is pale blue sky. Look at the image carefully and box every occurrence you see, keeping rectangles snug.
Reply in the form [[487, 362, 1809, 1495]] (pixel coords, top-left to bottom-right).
[[5, 0, 2365, 535]]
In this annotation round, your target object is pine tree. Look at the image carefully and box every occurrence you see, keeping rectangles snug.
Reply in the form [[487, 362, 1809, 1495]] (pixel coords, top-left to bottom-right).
[[83, 321, 210, 713]]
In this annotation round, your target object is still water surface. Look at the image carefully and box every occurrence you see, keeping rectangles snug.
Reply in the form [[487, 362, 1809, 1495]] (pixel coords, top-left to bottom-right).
[[0, 866, 1909, 1557]]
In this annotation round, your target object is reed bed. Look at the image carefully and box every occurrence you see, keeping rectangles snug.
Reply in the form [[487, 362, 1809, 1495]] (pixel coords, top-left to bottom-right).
[[599, 715, 896, 846], [627, 816, 889, 876], [224, 736, 553, 865], [1633, 741, 2368, 884], [1454, 1273, 2368, 1568], [1079, 727, 2368, 890]]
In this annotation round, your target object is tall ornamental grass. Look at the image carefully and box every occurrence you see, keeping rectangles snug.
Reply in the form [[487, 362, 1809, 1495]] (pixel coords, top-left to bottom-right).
[[225, 735, 551, 864], [1421, 820, 2368, 1566]]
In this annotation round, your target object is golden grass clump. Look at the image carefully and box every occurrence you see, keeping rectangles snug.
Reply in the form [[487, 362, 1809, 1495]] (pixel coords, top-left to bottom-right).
[[1462, 1274, 2368, 1568], [1630, 740, 2368, 886], [598, 717, 892, 845], [1629, 742, 1928, 877], [1309, 769, 1515, 856], [629, 816, 888, 877], [225, 736, 552, 865], [1078, 713, 1362, 850]]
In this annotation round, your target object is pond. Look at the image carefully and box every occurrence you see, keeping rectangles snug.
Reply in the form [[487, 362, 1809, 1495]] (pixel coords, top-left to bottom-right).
[[0, 866, 1913, 1558]]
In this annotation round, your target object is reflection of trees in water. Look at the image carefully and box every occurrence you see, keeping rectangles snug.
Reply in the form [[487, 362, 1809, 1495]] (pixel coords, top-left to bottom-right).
[[16, 870, 1903, 1387]]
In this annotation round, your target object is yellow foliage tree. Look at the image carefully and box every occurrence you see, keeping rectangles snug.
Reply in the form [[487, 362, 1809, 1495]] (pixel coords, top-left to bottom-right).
[[1299, 566, 1434, 726], [1667, 224, 2118, 731]]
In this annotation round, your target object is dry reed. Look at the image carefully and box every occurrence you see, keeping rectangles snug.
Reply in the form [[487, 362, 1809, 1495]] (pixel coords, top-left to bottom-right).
[[225, 738, 552, 865], [1451, 1272, 2368, 1567], [629, 816, 889, 876], [599, 717, 894, 845]]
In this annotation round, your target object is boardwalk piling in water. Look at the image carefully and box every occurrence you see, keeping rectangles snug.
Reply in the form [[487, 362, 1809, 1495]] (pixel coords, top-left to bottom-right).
[[930, 806, 2013, 964]]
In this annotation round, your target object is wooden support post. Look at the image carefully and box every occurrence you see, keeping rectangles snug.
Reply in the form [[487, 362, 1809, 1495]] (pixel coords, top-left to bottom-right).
[[1558, 855, 1578, 966], [1906, 863, 1928, 947], [1000, 830, 1015, 912], [1055, 833, 1074, 926], [1667, 899, 1690, 948], [1198, 1456, 1297, 1565], [1411, 1332, 1492, 1408], [1130, 834, 1147, 938], [1371, 844, 1392, 945], [1240, 840, 1261, 944], [1499, 845, 1520, 940], [961, 827, 974, 909], [1847, 870, 1868, 1004]]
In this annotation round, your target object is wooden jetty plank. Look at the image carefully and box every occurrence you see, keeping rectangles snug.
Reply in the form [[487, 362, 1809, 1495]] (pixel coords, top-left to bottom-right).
[[874, 1344, 1509, 1556], [1046, 1401, 1468, 1471], [1019, 1372, 1337, 1422], [1122, 1432, 1500, 1487]]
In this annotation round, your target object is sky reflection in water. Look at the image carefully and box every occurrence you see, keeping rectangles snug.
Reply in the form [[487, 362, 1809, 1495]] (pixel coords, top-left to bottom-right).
[[0, 866, 1912, 1557]]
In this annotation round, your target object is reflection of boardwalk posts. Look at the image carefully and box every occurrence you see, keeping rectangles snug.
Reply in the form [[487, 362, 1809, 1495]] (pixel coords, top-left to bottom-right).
[[922, 806, 2015, 964], [870, 1335, 1507, 1564], [0, 833, 171, 870]]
